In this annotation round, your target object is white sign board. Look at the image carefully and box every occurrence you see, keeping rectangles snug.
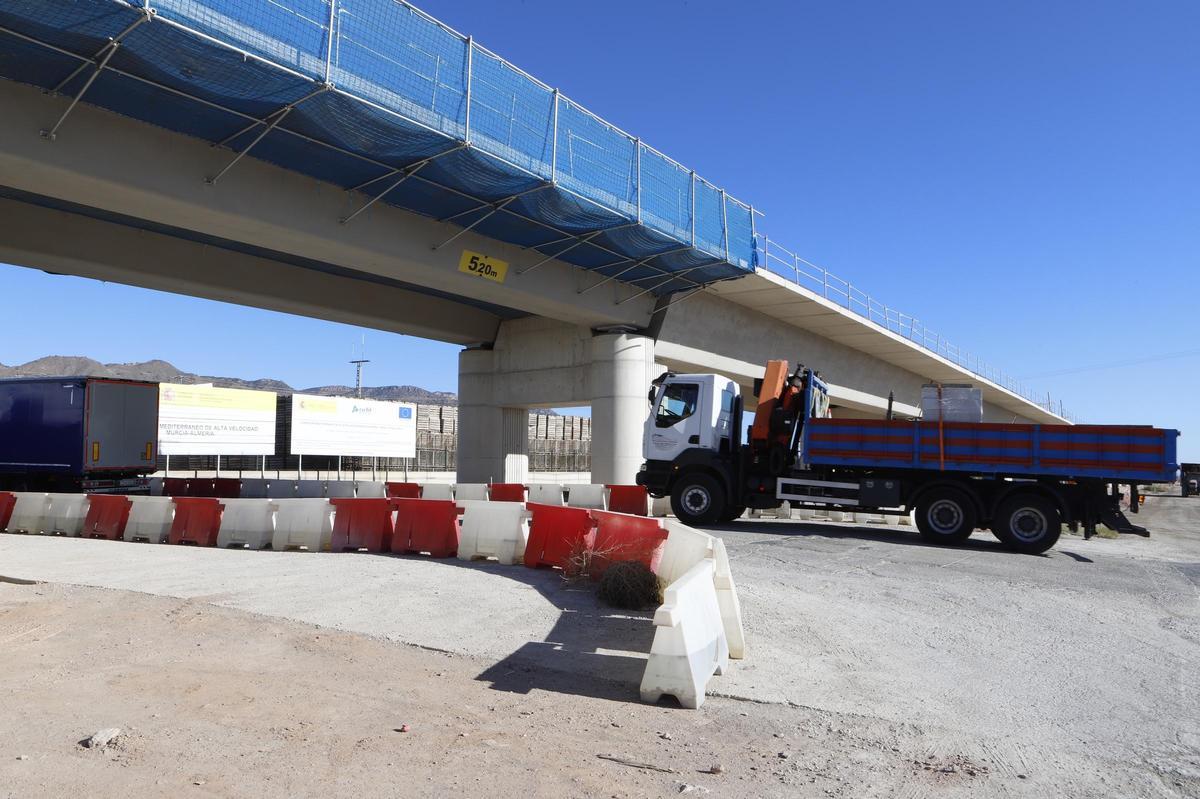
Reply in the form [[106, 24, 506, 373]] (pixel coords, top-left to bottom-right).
[[290, 394, 416, 457], [158, 383, 277, 455]]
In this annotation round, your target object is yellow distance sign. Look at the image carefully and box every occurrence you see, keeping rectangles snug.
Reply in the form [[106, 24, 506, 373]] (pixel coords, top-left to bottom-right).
[[458, 250, 508, 283]]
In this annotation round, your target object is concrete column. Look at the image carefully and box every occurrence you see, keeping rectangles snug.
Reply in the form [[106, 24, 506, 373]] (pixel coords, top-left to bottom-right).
[[457, 347, 529, 483], [590, 331, 655, 485]]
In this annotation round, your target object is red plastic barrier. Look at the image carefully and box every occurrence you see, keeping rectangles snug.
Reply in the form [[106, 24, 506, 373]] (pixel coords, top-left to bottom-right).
[[588, 510, 668, 579], [168, 498, 224, 546], [211, 478, 242, 498], [488, 483, 526, 502], [187, 478, 216, 497], [606, 484, 649, 516], [163, 477, 189, 497], [524, 503, 596, 571], [0, 491, 15, 532], [391, 498, 459, 557], [329, 498, 393, 552], [385, 482, 422, 499], [81, 494, 132, 540]]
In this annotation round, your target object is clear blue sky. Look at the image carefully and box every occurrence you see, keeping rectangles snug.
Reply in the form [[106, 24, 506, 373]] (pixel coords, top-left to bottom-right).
[[2, 0, 1196, 457]]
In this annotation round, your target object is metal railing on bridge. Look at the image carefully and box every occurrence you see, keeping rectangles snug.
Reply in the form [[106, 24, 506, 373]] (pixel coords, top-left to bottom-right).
[[755, 236, 1074, 421]]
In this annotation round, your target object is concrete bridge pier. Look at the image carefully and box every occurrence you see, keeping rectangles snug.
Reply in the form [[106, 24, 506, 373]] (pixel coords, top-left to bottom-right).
[[589, 331, 657, 486], [455, 320, 657, 486]]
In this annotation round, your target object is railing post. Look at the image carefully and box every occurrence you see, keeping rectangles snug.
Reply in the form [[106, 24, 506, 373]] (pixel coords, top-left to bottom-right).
[[720, 188, 729, 262], [324, 0, 337, 84], [689, 171, 696, 248], [550, 88, 559, 183], [635, 138, 642, 224], [464, 36, 473, 145]]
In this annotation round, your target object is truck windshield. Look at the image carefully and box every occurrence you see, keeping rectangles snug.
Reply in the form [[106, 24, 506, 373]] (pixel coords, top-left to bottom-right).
[[656, 383, 699, 428]]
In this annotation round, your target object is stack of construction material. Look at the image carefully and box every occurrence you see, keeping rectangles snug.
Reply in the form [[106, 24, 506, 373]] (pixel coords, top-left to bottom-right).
[[921, 384, 983, 423]]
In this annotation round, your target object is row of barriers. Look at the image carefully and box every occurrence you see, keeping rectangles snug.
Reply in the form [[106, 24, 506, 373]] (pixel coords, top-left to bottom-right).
[[152, 478, 666, 516], [0, 490, 741, 707]]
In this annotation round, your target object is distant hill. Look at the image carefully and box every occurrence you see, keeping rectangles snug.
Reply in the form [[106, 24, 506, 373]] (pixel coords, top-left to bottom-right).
[[0, 356, 458, 405]]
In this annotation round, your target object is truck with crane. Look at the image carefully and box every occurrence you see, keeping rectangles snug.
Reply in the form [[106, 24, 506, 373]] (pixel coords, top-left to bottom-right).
[[636, 361, 1180, 554]]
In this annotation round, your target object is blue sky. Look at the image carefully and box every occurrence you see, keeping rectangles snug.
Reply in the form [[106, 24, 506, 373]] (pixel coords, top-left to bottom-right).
[[2, 0, 1197, 457]]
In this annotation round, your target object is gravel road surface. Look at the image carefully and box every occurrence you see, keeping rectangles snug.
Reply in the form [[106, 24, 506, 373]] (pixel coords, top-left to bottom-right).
[[1, 493, 1196, 796]]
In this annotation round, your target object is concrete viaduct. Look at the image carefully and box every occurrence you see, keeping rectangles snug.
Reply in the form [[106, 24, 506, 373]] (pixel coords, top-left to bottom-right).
[[0, 76, 1063, 485]]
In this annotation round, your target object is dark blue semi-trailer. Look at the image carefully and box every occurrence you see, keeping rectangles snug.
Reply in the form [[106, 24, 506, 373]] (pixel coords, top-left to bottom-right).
[[0, 376, 159, 493]]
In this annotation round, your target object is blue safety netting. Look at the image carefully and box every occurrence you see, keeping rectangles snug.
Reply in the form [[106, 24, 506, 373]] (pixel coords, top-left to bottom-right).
[[0, 0, 758, 295]]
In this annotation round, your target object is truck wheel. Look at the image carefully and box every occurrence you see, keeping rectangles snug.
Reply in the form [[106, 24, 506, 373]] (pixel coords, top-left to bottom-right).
[[670, 473, 726, 526], [914, 487, 977, 545], [992, 494, 1061, 555], [718, 503, 746, 523]]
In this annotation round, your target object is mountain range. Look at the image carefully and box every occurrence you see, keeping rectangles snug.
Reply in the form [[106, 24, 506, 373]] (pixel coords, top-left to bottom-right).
[[0, 356, 459, 405]]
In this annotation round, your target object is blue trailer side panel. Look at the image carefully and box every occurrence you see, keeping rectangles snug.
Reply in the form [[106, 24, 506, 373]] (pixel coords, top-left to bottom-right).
[[0, 377, 88, 476], [803, 418, 1180, 484]]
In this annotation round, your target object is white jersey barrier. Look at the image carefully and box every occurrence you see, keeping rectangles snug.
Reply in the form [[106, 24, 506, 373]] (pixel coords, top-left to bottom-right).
[[46, 493, 90, 535], [355, 481, 386, 498], [454, 483, 489, 501], [527, 483, 565, 506], [566, 484, 607, 510], [6, 492, 49, 533], [325, 480, 357, 499], [650, 495, 671, 517], [216, 499, 278, 550], [659, 520, 745, 661], [272, 498, 334, 551], [296, 480, 326, 499], [639, 558, 730, 709], [124, 496, 175, 543], [457, 501, 530, 565], [266, 481, 297, 499], [420, 483, 454, 500]]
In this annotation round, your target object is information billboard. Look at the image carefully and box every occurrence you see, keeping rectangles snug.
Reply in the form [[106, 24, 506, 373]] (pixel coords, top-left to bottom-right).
[[158, 383, 277, 455], [290, 394, 416, 457]]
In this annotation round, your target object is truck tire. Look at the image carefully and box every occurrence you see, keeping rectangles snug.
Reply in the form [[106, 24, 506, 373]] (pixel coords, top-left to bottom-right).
[[914, 486, 977, 545], [718, 503, 747, 523], [992, 493, 1061, 555], [670, 473, 726, 526]]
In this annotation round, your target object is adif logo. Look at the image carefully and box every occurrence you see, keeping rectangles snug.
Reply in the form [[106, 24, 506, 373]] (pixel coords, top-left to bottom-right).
[[351, 404, 374, 414]]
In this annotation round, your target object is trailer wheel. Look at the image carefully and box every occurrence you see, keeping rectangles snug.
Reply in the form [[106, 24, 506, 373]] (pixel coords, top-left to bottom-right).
[[992, 493, 1061, 554], [670, 473, 726, 526], [914, 487, 977, 545]]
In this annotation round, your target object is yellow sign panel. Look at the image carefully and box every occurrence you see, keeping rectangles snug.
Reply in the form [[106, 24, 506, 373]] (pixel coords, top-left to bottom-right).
[[159, 383, 276, 411], [295, 396, 338, 414], [458, 250, 508, 283]]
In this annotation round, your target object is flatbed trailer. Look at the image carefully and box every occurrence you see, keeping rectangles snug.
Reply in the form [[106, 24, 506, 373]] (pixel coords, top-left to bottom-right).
[[637, 362, 1181, 554]]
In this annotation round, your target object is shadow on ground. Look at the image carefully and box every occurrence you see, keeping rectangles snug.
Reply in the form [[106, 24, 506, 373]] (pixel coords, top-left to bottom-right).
[[386, 555, 657, 704], [709, 516, 1019, 554]]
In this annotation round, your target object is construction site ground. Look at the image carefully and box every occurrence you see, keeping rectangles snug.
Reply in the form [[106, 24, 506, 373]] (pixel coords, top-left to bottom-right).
[[1, 494, 1197, 798]]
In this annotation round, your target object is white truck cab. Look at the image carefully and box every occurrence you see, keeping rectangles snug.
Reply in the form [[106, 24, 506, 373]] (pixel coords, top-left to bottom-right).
[[643, 372, 740, 463]]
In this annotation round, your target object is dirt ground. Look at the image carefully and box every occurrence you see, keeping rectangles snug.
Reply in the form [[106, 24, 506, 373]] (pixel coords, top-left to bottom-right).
[[1, 581, 994, 799], [1, 493, 1198, 798]]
